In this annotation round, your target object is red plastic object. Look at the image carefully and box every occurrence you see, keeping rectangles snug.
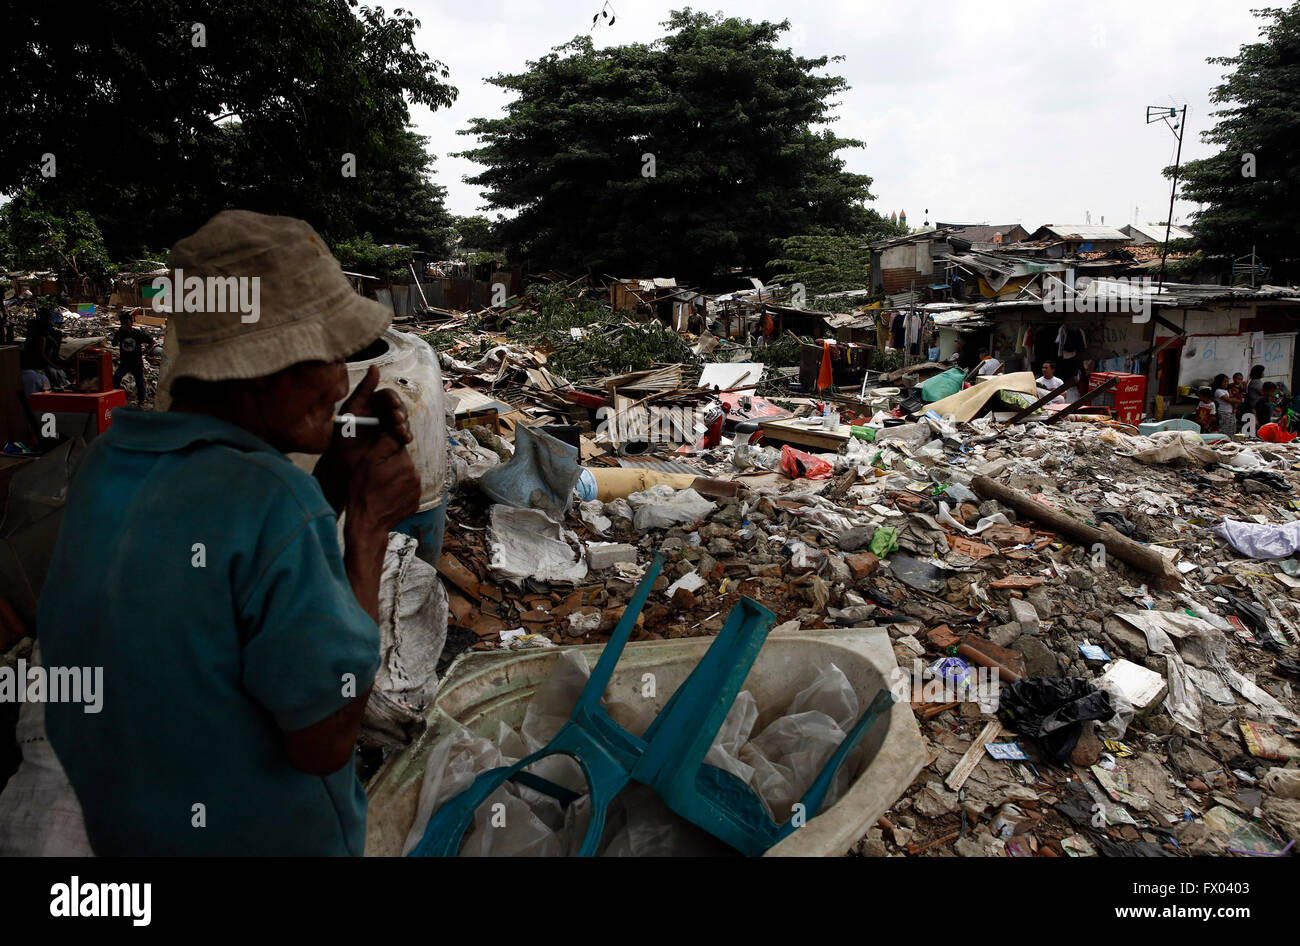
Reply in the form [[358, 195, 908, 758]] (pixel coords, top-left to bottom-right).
[[1259, 423, 1297, 443], [1088, 372, 1146, 424], [28, 389, 127, 433], [779, 444, 833, 479]]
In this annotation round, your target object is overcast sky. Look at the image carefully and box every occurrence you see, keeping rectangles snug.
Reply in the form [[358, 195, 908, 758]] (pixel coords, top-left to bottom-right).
[[404, 0, 1268, 232]]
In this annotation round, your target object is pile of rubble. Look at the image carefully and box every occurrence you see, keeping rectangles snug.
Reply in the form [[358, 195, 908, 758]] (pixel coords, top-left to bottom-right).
[[416, 300, 1299, 857]]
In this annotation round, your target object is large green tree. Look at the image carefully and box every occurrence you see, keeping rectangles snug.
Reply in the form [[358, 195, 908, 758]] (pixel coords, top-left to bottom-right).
[[766, 221, 907, 296], [458, 9, 877, 281], [1176, 4, 1300, 280], [1, 1, 457, 261]]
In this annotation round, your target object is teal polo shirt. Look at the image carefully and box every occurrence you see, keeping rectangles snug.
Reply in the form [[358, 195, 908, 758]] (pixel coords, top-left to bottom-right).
[[39, 409, 380, 856]]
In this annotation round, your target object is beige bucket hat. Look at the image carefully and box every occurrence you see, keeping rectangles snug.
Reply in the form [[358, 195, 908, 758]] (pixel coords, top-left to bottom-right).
[[159, 210, 391, 391]]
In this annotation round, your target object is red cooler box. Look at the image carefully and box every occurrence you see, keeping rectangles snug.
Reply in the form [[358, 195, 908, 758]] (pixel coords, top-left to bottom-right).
[[28, 389, 127, 436], [1089, 372, 1146, 424]]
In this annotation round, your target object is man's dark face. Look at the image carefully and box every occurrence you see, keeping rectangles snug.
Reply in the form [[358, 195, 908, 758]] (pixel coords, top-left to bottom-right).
[[1042, 365, 1054, 378], [253, 360, 350, 455]]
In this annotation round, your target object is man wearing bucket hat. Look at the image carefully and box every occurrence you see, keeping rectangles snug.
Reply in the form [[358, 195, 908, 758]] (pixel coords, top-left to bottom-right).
[[39, 210, 420, 855]]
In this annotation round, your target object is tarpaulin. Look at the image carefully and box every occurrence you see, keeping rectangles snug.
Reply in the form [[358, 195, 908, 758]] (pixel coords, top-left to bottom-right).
[[924, 372, 1038, 423]]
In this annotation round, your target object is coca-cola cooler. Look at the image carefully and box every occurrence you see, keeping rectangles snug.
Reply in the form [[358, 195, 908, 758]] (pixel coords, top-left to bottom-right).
[[1089, 372, 1146, 424]]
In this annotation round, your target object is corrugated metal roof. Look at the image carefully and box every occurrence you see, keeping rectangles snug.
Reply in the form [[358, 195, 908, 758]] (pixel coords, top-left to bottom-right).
[[1122, 223, 1195, 242], [1033, 225, 1132, 242]]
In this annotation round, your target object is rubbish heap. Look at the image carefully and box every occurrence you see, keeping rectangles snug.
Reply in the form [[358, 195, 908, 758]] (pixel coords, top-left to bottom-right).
[[410, 288, 1300, 858]]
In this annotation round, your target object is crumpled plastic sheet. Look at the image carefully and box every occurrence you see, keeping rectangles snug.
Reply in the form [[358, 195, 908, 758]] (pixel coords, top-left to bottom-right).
[[487, 505, 588, 585], [578, 500, 612, 536], [447, 428, 505, 489], [1115, 610, 1300, 730], [997, 677, 1115, 764], [403, 653, 867, 856], [1125, 430, 1220, 464], [936, 501, 1010, 536], [627, 485, 716, 530], [478, 424, 581, 522], [1212, 518, 1300, 560]]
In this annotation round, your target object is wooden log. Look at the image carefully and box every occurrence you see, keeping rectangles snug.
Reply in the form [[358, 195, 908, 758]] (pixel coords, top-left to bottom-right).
[[970, 475, 1182, 588]]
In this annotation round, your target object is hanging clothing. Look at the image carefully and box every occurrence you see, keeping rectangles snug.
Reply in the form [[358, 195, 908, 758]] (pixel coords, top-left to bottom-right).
[[890, 312, 906, 350], [1057, 325, 1087, 358]]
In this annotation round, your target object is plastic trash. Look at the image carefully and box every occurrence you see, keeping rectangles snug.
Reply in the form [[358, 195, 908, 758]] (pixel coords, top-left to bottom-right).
[[362, 533, 448, 748], [406, 560, 891, 857], [627, 485, 716, 530], [997, 677, 1114, 765], [478, 424, 582, 522], [487, 505, 588, 585], [779, 445, 834, 480], [869, 527, 899, 557], [574, 467, 598, 501], [1212, 518, 1300, 559]]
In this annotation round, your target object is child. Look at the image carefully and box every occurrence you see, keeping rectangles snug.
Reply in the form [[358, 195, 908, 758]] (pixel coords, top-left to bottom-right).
[[1213, 373, 1240, 435], [1195, 387, 1217, 433]]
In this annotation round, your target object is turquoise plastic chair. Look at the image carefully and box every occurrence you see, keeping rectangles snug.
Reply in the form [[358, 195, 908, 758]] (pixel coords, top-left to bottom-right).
[[410, 553, 895, 857]]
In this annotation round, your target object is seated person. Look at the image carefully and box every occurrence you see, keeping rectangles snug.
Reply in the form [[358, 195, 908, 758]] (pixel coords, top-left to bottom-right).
[[1035, 361, 1065, 402], [976, 349, 1001, 376]]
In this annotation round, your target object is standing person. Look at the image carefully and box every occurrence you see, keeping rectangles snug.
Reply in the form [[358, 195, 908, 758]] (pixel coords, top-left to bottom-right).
[[1213, 373, 1240, 436], [1194, 387, 1218, 432], [927, 331, 941, 363], [112, 310, 152, 406], [1243, 364, 1266, 413], [40, 210, 421, 855]]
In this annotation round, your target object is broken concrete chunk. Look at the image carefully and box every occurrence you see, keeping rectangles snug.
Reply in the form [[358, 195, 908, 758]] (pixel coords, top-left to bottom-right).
[[1013, 635, 1059, 678], [585, 541, 637, 570], [1008, 597, 1040, 635]]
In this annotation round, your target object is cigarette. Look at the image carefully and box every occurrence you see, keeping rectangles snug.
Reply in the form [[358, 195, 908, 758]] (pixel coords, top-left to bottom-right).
[[333, 414, 381, 426]]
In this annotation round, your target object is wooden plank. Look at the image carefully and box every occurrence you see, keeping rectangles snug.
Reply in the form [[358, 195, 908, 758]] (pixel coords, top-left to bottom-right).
[[1043, 374, 1118, 425], [945, 720, 1004, 791], [1006, 383, 1071, 424]]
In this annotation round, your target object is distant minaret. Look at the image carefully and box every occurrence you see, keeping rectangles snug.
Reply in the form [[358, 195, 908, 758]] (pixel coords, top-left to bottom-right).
[[890, 211, 897, 225], [899, 209, 907, 227]]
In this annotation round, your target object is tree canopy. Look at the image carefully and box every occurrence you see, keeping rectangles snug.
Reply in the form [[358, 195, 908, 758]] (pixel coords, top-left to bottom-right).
[[1176, 3, 1300, 280], [458, 9, 878, 282], [1, 0, 458, 263], [766, 223, 905, 298]]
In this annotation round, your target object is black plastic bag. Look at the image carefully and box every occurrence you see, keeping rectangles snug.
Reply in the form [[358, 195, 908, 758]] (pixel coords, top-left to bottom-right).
[[997, 677, 1114, 765], [1093, 507, 1135, 537]]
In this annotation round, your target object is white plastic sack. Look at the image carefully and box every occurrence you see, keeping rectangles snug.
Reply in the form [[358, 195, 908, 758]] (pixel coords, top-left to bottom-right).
[[0, 644, 94, 856], [404, 654, 868, 855], [488, 504, 588, 585], [363, 533, 448, 747], [1212, 518, 1300, 560], [627, 485, 715, 530]]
